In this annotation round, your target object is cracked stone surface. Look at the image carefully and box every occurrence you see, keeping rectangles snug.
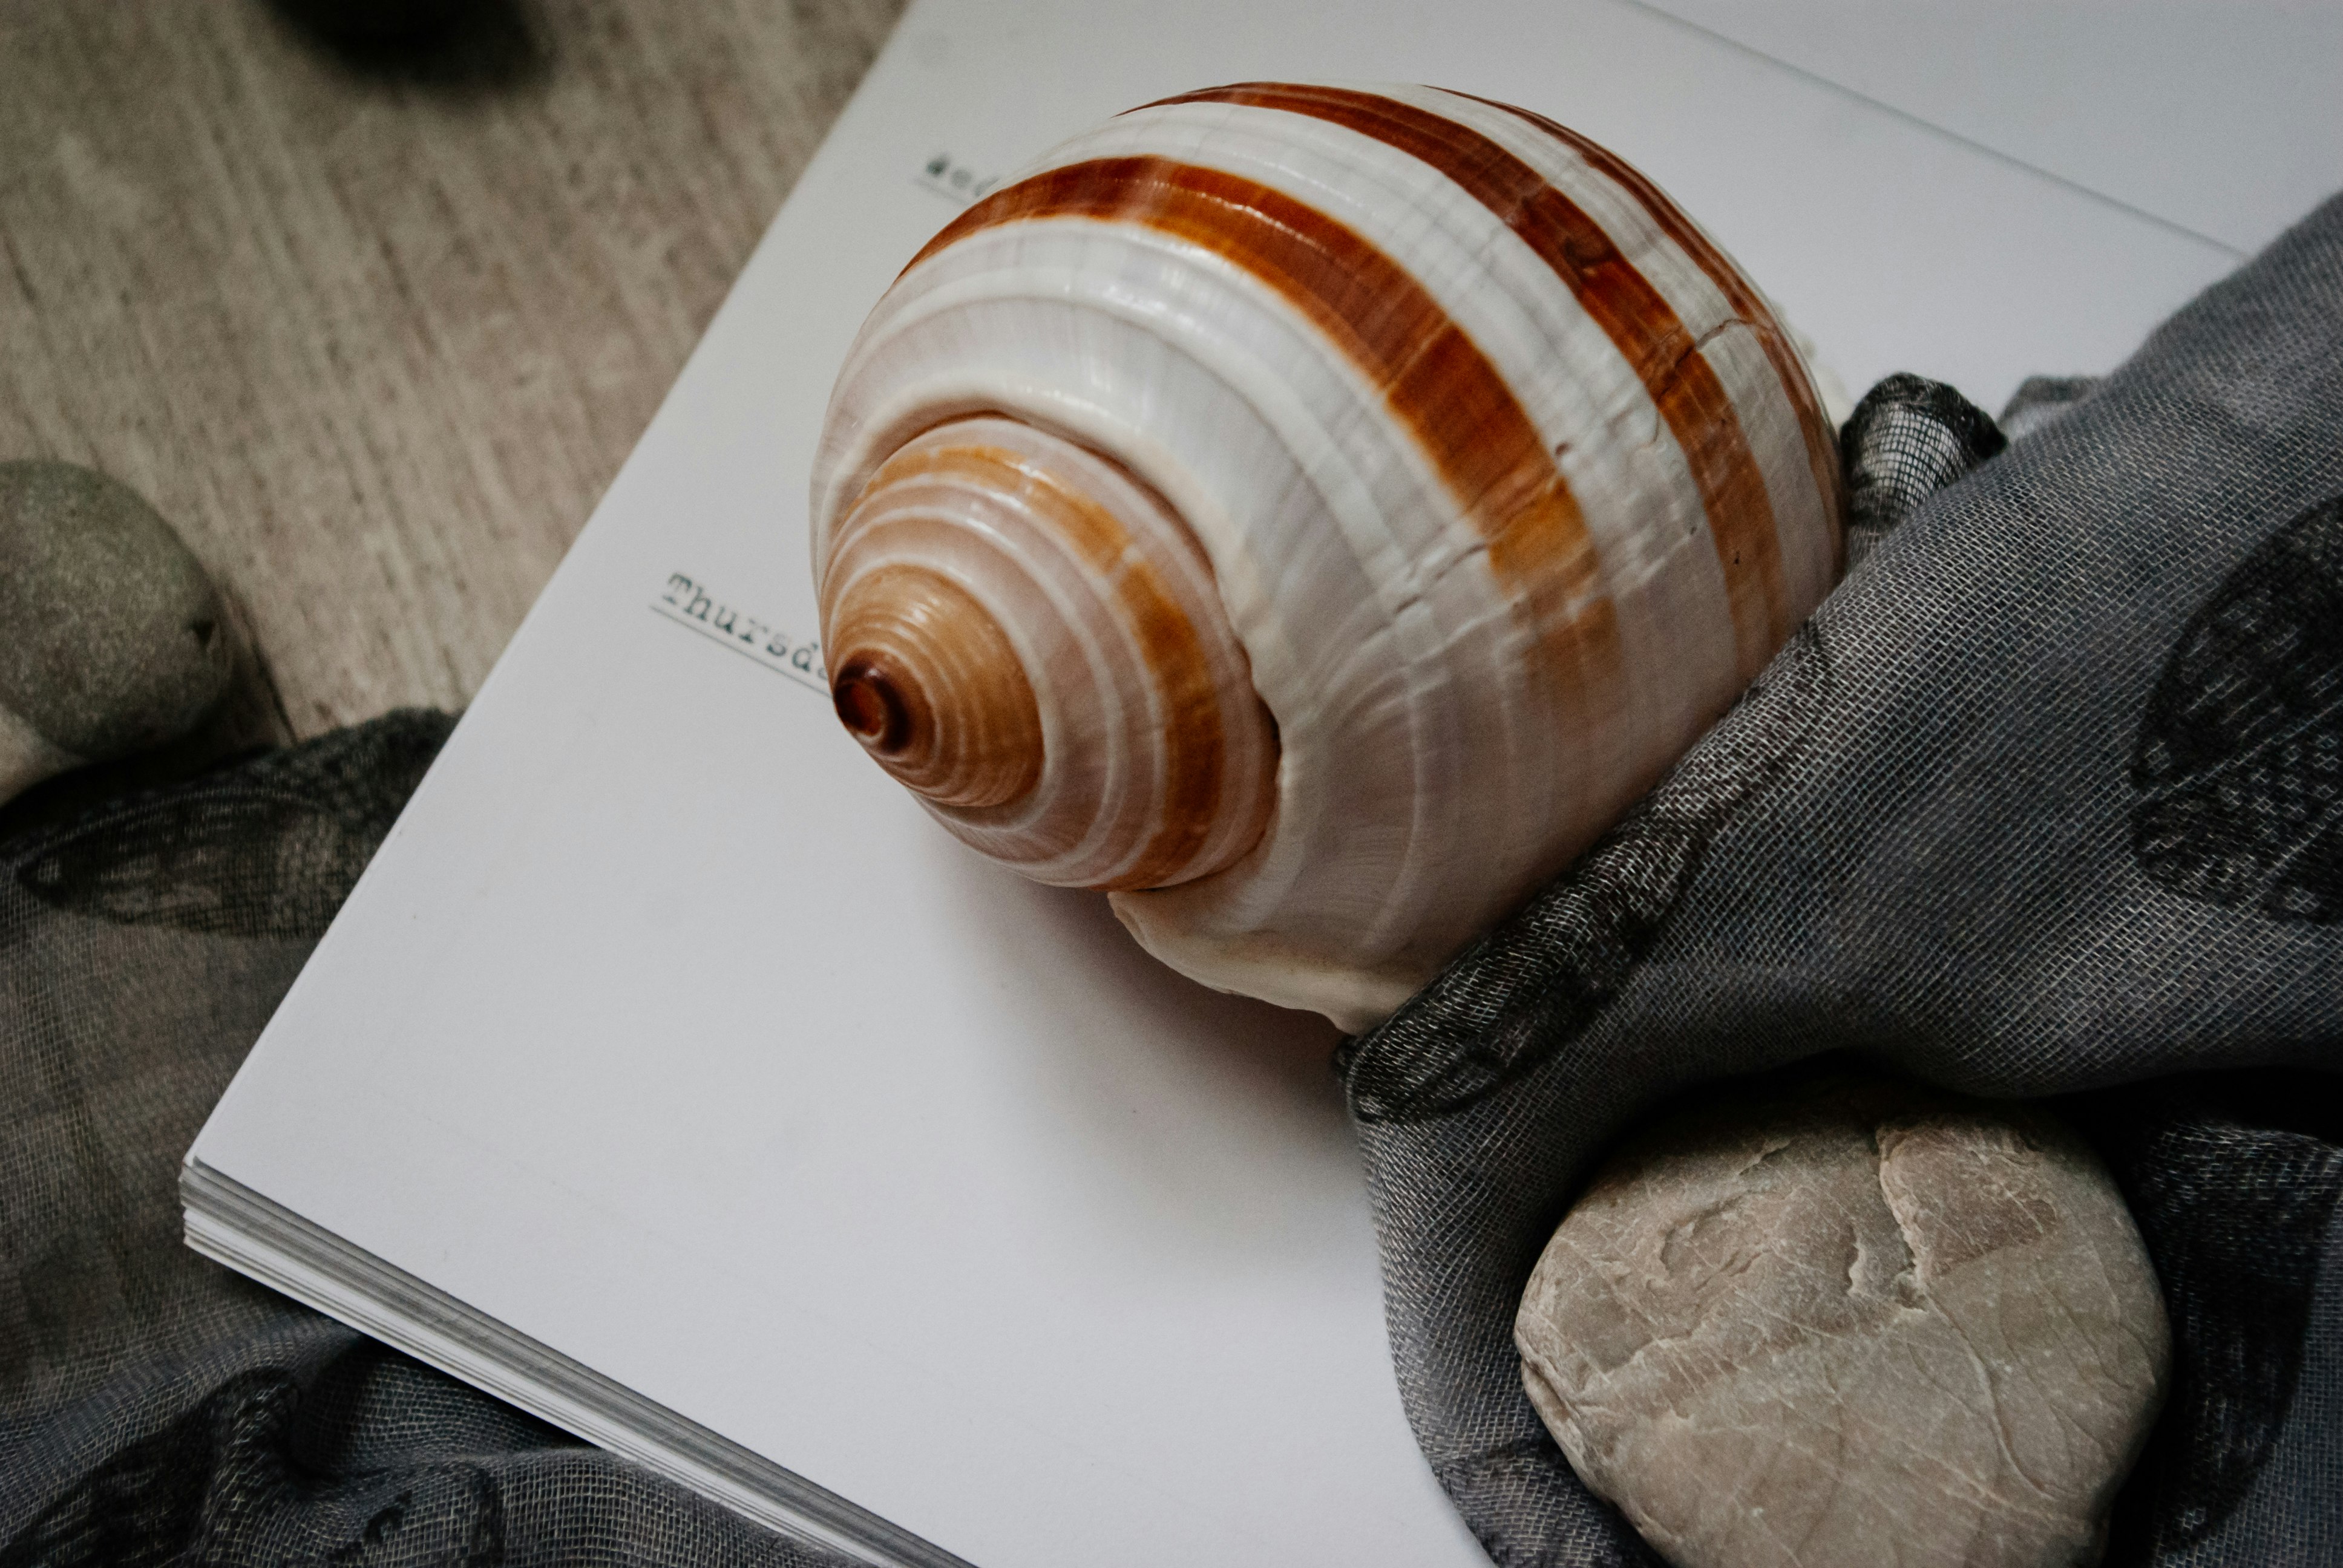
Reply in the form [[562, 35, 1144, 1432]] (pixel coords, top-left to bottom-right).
[[1516, 1077, 2169, 1568]]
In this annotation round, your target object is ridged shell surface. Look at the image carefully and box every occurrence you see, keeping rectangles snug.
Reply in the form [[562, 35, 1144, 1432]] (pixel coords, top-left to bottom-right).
[[812, 82, 1843, 1031]]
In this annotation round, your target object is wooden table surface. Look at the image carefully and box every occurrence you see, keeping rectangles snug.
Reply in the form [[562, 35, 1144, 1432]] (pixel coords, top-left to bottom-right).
[[0, 0, 903, 740]]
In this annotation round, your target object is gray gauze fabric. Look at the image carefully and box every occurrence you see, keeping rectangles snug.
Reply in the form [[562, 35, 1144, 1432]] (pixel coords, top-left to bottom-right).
[[0, 713, 851, 1567], [1339, 194, 2343, 1566]]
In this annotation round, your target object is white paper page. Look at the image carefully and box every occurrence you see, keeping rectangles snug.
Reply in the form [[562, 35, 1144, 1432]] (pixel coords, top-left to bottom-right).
[[1637, 0, 2341, 256], [192, 1, 2247, 1564]]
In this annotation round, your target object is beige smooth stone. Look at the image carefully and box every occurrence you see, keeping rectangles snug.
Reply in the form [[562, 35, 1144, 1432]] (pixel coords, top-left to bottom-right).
[[1516, 1078, 2169, 1568]]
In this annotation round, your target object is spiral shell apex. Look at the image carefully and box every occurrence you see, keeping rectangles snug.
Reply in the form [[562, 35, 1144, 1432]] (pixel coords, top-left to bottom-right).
[[812, 82, 1844, 1031]]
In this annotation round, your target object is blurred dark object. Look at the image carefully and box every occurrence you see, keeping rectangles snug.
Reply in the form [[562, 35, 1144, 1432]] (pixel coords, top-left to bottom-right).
[[272, 0, 468, 43], [263, 0, 546, 90]]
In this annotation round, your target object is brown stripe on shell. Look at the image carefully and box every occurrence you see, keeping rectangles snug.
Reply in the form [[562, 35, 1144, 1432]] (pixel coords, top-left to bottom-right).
[[1162, 82, 1789, 679], [909, 155, 1616, 730], [1476, 94, 1848, 589], [856, 436, 1234, 892]]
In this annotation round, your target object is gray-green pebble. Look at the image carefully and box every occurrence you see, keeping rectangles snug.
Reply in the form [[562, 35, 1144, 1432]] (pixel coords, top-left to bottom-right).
[[1, 461, 235, 802]]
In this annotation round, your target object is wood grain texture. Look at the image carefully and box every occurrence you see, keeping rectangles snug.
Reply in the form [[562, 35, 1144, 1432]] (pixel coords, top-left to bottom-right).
[[0, 0, 905, 736]]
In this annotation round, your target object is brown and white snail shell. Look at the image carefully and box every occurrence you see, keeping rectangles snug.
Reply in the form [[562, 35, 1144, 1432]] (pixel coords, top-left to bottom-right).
[[811, 83, 1843, 1031]]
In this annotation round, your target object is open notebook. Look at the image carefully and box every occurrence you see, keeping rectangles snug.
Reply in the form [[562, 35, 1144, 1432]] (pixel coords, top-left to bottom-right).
[[183, 1, 2263, 1563]]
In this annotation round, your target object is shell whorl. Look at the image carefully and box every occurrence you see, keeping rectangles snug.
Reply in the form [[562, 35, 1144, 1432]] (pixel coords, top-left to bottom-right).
[[811, 82, 1844, 1029], [818, 419, 1278, 890]]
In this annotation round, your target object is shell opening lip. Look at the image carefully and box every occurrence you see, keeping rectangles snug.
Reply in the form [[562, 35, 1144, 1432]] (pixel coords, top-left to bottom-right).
[[833, 660, 913, 754]]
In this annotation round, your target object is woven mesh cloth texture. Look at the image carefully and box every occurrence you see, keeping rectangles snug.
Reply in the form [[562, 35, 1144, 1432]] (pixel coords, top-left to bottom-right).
[[0, 712, 851, 1567], [1339, 192, 2343, 1567], [1839, 370, 2010, 569]]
